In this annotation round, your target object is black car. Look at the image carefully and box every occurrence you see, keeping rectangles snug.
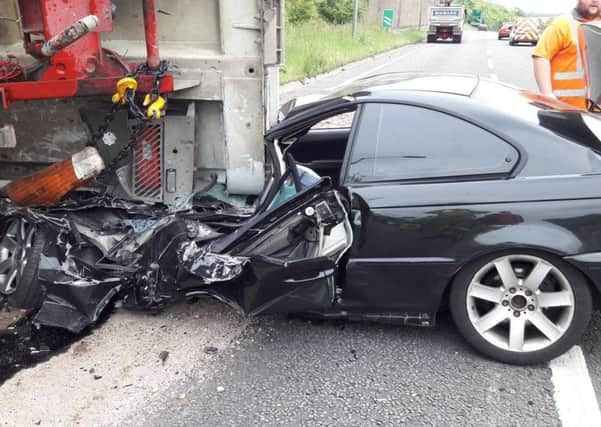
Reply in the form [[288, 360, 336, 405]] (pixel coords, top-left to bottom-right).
[[2, 73, 601, 365]]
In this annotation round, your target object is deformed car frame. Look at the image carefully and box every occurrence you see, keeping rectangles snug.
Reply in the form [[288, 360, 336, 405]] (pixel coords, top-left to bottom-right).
[[5, 73, 601, 365]]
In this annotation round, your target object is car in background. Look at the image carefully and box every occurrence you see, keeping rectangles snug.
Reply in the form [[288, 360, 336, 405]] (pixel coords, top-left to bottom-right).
[[510, 17, 540, 45], [498, 22, 513, 39]]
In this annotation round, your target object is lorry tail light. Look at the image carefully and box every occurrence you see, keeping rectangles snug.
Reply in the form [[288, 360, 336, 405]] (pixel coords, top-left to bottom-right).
[[1, 147, 105, 207], [133, 123, 163, 201]]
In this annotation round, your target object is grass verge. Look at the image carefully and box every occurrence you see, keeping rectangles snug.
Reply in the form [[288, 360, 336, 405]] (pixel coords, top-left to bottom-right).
[[280, 22, 424, 84]]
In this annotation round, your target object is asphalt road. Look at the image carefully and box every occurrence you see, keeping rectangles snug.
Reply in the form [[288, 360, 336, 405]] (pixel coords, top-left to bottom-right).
[[281, 29, 538, 104], [2, 30, 600, 426]]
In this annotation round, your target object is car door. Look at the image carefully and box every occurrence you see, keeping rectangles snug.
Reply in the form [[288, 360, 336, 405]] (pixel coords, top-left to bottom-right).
[[179, 179, 353, 317], [337, 102, 520, 314], [183, 104, 358, 317]]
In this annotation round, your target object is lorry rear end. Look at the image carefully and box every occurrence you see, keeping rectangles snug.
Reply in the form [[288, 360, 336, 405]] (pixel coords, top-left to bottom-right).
[[0, 0, 283, 205], [427, 6, 465, 44]]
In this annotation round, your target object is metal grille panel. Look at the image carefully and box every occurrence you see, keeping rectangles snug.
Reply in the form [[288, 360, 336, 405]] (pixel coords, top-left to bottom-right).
[[133, 124, 163, 201]]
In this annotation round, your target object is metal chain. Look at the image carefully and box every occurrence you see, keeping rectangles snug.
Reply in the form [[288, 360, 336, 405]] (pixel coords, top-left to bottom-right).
[[90, 103, 120, 146], [92, 60, 170, 179]]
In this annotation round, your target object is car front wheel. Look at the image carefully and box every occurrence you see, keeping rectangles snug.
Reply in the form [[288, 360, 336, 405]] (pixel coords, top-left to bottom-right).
[[450, 252, 592, 365], [0, 218, 45, 309]]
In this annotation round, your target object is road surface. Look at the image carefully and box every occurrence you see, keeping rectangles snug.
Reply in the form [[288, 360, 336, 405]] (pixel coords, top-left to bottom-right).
[[3, 30, 600, 427]]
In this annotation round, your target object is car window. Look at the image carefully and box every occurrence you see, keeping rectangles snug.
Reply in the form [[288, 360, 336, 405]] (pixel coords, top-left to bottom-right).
[[346, 103, 518, 183], [311, 111, 356, 130]]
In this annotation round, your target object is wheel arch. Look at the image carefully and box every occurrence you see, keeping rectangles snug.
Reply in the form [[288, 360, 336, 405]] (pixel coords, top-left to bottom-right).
[[436, 246, 601, 312]]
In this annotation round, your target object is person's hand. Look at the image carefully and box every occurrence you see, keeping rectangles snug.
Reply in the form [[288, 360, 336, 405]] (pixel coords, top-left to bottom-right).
[[542, 92, 558, 100]]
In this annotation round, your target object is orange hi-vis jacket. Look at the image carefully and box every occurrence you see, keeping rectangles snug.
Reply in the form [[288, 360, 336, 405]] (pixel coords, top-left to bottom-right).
[[533, 9, 598, 109]]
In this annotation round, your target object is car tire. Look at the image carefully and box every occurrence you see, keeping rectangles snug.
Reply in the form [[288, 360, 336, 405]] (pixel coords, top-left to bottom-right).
[[0, 218, 45, 309], [450, 250, 592, 365]]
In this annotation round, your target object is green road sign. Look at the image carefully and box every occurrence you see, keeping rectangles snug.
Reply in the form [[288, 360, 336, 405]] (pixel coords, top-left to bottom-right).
[[383, 9, 394, 29]]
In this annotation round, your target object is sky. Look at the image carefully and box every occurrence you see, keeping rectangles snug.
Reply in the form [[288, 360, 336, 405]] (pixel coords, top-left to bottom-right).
[[488, 0, 575, 15]]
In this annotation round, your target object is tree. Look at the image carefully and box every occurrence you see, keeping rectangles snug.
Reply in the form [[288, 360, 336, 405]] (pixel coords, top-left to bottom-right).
[[286, 0, 318, 25], [318, 0, 364, 25]]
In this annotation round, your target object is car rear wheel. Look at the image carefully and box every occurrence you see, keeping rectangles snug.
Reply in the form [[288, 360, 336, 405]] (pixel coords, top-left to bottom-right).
[[450, 252, 592, 365], [0, 218, 45, 309]]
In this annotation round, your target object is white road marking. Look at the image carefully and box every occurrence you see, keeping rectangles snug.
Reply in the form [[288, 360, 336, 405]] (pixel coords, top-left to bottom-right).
[[327, 46, 418, 92], [549, 345, 601, 427]]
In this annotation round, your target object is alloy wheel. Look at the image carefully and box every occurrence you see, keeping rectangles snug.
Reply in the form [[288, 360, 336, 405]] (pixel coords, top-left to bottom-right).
[[0, 218, 37, 295], [466, 254, 575, 353]]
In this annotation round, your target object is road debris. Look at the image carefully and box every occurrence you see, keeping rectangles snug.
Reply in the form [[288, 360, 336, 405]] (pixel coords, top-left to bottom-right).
[[159, 350, 169, 364]]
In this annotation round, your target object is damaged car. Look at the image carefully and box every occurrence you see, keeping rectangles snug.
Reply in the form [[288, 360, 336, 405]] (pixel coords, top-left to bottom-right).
[[4, 73, 601, 365]]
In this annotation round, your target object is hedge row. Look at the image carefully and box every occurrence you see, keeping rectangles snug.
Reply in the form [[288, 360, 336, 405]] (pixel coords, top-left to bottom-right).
[[287, 0, 367, 25]]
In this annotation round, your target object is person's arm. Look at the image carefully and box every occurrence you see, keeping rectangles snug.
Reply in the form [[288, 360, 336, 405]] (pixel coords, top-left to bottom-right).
[[532, 17, 567, 99], [533, 56, 557, 98]]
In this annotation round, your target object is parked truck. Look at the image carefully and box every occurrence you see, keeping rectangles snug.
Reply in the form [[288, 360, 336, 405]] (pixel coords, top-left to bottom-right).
[[427, 4, 465, 43], [469, 8, 485, 29]]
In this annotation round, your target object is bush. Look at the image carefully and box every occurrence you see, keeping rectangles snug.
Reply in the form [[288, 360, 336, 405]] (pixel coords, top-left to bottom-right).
[[317, 0, 364, 25], [282, 21, 424, 83], [286, 0, 318, 25]]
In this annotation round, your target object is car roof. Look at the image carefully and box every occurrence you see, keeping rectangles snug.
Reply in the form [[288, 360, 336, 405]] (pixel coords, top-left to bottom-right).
[[335, 73, 479, 97], [270, 73, 590, 146], [278, 73, 478, 122], [278, 73, 576, 122], [271, 73, 601, 178]]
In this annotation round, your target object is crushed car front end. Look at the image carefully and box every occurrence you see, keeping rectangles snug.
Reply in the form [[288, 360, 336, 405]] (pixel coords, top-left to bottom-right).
[[0, 121, 354, 332]]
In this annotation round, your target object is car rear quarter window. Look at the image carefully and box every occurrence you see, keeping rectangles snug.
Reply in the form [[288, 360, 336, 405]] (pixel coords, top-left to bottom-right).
[[346, 103, 519, 183]]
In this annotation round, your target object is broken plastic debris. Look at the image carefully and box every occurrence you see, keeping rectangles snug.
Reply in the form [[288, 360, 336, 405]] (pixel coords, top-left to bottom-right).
[[179, 242, 247, 284], [29, 345, 50, 356], [204, 346, 218, 355]]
